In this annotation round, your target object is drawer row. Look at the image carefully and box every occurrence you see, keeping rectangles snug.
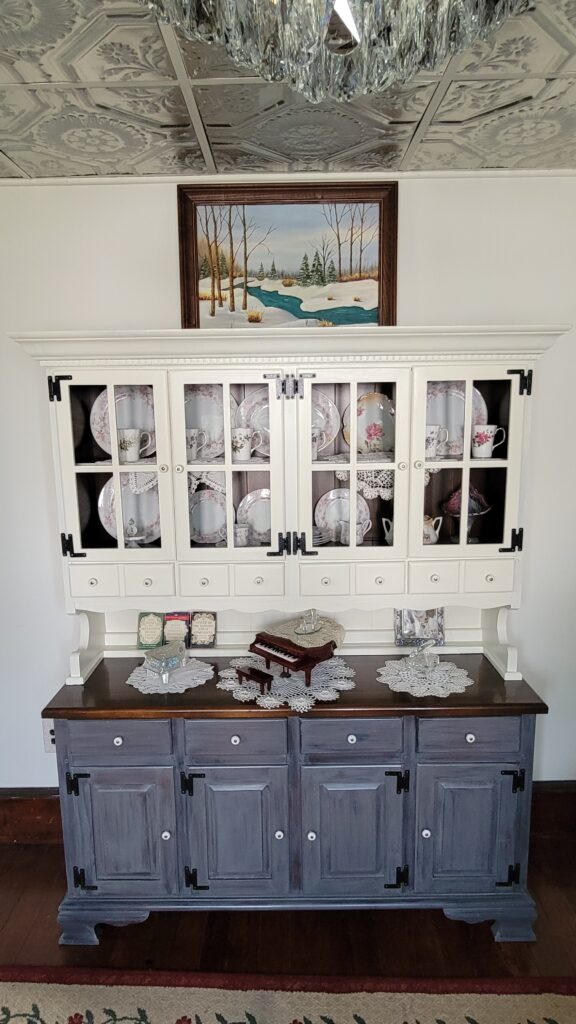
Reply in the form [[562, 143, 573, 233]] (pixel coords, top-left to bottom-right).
[[64, 715, 523, 764], [69, 558, 516, 598]]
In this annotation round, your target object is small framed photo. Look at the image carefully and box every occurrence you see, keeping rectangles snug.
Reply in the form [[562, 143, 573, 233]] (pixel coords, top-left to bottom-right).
[[394, 608, 445, 647], [190, 611, 217, 648]]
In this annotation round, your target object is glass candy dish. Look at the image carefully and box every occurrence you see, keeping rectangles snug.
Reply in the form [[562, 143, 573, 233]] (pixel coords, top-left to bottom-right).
[[144, 641, 187, 684]]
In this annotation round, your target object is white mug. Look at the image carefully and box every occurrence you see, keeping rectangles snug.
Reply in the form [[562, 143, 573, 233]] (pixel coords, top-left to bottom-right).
[[339, 519, 371, 545], [472, 424, 506, 458], [231, 426, 263, 463], [425, 424, 449, 460], [234, 524, 250, 547], [382, 517, 394, 545], [186, 427, 207, 461], [423, 515, 442, 544], [311, 428, 326, 461], [117, 428, 151, 464]]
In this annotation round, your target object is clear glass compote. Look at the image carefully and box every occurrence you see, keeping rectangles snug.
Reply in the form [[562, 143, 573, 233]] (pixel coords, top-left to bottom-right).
[[448, 507, 491, 543]]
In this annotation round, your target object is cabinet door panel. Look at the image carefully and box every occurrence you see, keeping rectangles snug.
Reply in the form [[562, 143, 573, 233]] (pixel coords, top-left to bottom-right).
[[184, 767, 289, 896], [66, 767, 178, 896], [415, 764, 518, 894], [302, 766, 404, 896]]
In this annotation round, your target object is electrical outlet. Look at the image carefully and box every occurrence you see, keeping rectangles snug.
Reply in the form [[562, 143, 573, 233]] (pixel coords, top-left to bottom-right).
[[42, 718, 56, 753]]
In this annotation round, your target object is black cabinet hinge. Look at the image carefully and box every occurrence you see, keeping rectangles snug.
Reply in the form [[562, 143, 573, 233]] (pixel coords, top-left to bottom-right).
[[385, 769, 410, 794], [501, 768, 525, 793], [292, 531, 318, 556], [48, 375, 72, 402], [267, 531, 292, 557], [499, 527, 523, 553], [507, 368, 533, 396], [73, 866, 98, 891], [496, 862, 521, 887], [385, 864, 409, 889], [180, 771, 205, 796], [184, 866, 209, 891], [66, 771, 90, 796], [61, 533, 86, 558]]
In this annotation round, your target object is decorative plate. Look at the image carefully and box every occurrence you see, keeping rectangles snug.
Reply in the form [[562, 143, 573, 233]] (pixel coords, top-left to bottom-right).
[[98, 476, 161, 544], [426, 382, 488, 457], [188, 486, 228, 545], [237, 386, 339, 457], [184, 384, 239, 461], [90, 385, 156, 457], [314, 488, 371, 533], [237, 488, 271, 544], [342, 392, 395, 454]]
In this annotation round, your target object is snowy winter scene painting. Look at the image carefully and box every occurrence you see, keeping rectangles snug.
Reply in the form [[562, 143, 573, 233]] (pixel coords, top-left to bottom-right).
[[178, 185, 397, 329]]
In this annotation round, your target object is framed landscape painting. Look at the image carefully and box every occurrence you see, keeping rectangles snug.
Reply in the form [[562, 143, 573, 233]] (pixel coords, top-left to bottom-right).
[[178, 183, 397, 329]]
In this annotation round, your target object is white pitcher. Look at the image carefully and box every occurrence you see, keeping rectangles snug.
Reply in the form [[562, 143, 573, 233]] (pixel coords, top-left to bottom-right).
[[423, 515, 442, 544]]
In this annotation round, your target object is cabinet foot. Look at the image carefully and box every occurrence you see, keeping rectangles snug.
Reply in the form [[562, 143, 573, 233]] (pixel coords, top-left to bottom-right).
[[58, 905, 150, 946], [443, 903, 537, 943]]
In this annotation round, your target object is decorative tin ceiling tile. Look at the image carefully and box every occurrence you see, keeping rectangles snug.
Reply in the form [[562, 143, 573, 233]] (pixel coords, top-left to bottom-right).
[[0, 150, 25, 176], [403, 139, 483, 171], [194, 82, 290, 127], [434, 78, 549, 122], [89, 86, 189, 125], [330, 142, 408, 170], [452, 5, 575, 77], [178, 36, 254, 80], [350, 82, 439, 125]]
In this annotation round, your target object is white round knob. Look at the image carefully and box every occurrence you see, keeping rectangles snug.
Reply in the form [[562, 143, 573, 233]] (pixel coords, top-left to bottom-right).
[[159, 464, 168, 473], [398, 461, 407, 471], [375, 576, 384, 585], [161, 830, 171, 841], [274, 830, 284, 840], [485, 574, 495, 583], [347, 734, 357, 744], [143, 577, 153, 587], [421, 828, 432, 839], [307, 831, 317, 842], [231, 735, 241, 745], [113, 736, 123, 747], [175, 464, 184, 473], [88, 577, 98, 587], [466, 733, 476, 744], [321, 576, 331, 586], [414, 460, 424, 469], [200, 577, 209, 586], [254, 576, 264, 585], [430, 573, 440, 583]]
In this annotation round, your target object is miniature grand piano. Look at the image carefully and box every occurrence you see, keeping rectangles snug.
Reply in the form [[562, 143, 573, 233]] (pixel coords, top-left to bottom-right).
[[245, 631, 336, 687]]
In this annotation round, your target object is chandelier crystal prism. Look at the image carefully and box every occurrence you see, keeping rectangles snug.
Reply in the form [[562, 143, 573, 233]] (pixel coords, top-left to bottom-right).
[[140, 0, 528, 103]]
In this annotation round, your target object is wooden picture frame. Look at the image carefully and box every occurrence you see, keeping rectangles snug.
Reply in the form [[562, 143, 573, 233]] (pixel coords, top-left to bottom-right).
[[178, 182, 397, 330]]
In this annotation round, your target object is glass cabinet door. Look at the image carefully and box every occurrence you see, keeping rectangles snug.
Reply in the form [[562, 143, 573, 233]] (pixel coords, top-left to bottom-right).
[[169, 370, 285, 560], [410, 367, 523, 556], [55, 372, 174, 561], [296, 369, 410, 558]]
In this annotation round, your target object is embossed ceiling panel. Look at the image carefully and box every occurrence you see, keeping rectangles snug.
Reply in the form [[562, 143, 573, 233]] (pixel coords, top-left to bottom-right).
[[1, 0, 576, 175]]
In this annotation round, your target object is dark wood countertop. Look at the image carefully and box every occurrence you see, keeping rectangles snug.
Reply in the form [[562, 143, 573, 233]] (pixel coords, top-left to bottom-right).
[[42, 654, 548, 720]]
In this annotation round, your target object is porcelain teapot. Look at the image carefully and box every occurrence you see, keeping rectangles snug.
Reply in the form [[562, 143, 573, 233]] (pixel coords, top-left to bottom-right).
[[382, 517, 394, 545], [423, 515, 442, 544]]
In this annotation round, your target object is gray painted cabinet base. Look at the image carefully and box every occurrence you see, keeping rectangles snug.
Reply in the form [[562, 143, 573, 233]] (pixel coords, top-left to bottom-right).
[[53, 711, 540, 945]]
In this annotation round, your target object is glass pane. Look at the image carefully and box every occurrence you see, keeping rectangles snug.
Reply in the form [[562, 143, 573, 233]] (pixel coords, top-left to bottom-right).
[[231, 383, 270, 466], [424, 467, 463, 545], [114, 384, 156, 466], [356, 469, 395, 548], [119, 472, 161, 548], [70, 385, 110, 465], [471, 379, 510, 460], [76, 471, 117, 548], [311, 383, 350, 464], [312, 470, 350, 547], [233, 470, 271, 548], [467, 469, 506, 545], [184, 383, 227, 464], [188, 472, 227, 548], [426, 380, 466, 460], [355, 383, 396, 464]]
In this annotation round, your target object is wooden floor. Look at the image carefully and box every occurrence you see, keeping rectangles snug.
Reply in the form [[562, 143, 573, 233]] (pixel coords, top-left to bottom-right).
[[0, 836, 574, 977]]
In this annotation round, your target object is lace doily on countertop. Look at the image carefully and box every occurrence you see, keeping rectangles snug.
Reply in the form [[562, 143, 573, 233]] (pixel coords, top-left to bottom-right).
[[377, 660, 474, 698], [218, 655, 355, 711], [125, 659, 214, 694], [265, 615, 345, 650]]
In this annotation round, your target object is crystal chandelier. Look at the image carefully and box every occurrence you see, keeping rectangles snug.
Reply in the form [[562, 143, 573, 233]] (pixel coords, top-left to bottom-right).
[[141, 0, 527, 103]]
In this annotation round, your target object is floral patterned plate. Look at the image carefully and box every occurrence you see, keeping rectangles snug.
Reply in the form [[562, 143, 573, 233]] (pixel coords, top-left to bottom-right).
[[184, 384, 239, 461], [98, 475, 161, 545], [189, 487, 228, 545], [314, 488, 371, 535], [237, 487, 271, 544], [238, 386, 339, 457], [90, 385, 156, 457], [426, 382, 488, 457], [342, 392, 395, 454]]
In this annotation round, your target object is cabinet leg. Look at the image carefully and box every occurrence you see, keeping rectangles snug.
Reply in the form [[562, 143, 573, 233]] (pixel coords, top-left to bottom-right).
[[58, 904, 150, 946], [444, 903, 537, 942]]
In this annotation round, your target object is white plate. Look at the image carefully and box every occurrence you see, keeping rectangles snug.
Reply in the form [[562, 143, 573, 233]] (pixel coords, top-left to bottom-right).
[[98, 475, 161, 544], [314, 488, 371, 533], [342, 392, 395, 454], [185, 384, 239, 461], [237, 387, 340, 457], [237, 488, 271, 544], [90, 385, 156, 457], [189, 486, 228, 545], [426, 382, 488, 457]]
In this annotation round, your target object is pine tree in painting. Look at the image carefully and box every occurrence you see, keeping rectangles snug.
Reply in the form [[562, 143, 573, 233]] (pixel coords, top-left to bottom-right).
[[326, 258, 338, 283], [218, 250, 228, 278], [257, 262, 265, 280], [269, 259, 278, 279], [299, 253, 311, 285], [310, 250, 324, 285], [199, 255, 210, 279]]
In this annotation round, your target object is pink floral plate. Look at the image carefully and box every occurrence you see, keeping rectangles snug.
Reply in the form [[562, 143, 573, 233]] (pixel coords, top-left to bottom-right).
[[189, 486, 229, 545], [98, 475, 161, 545], [90, 384, 156, 457], [426, 381, 487, 457], [314, 488, 371, 534], [184, 383, 239, 461], [342, 392, 395, 454]]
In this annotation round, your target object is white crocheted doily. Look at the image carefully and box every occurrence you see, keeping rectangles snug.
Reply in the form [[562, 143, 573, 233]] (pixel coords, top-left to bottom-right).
[[218, 655, 355, 711], [377, 660, 474, 698], [126, 659, 214, 694]]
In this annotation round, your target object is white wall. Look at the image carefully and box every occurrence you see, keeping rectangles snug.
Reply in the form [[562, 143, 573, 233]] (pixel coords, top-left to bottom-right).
[[0, 174, 575, 785]]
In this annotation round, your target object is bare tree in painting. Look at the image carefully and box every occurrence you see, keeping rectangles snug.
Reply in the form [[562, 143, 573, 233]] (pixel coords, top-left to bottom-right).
[[321, 203, 347, 280], [356, 203, 379, 278], [197, 206, 216, 317], [210, 207, 226, 308], [313, 233, 334, 283], [346, 203, 360, 277], [239, 205, 276, 311], [227, 205, 239, 313]]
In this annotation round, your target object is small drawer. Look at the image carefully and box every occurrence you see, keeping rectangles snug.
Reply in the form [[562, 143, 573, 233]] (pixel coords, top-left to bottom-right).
[[67, 719, 173, 763], [234, 563, 284, 597], [69, 564, 120, 598], [409, 560, 459, 594], [301, 717, 403, 761], [417, 716, 522, 758], [464, 559, 515, 593], [124, 563, 175, 597], [356, 562, 405, 595], [299, 563, 350, 597], [180, 564, 229, 596], [185, 720, 287, 765]]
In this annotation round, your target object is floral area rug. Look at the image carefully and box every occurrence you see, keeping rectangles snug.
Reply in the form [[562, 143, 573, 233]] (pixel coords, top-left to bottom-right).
[[0, 969, 575, 1024]]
